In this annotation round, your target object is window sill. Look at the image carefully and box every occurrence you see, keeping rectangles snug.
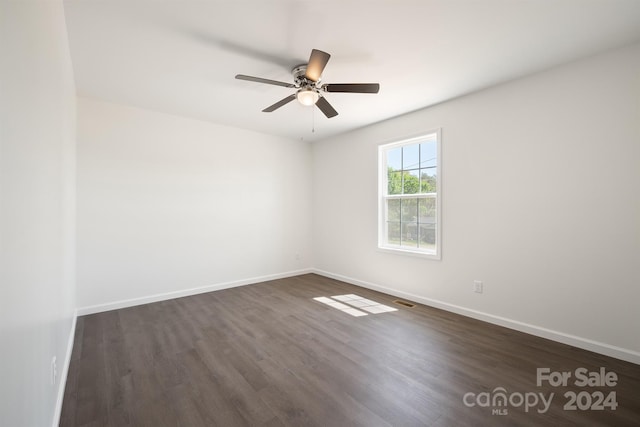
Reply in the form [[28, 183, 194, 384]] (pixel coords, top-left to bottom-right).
[[377, 245, 441, 260]]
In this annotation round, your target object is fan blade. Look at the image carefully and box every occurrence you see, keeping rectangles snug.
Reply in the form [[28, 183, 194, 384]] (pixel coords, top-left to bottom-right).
[[262, 94, 296, 112], [316, 96, 338, 118], [305, 49, 331, 82], [236, 74, 295, 88], [322, 83, 380, 93]]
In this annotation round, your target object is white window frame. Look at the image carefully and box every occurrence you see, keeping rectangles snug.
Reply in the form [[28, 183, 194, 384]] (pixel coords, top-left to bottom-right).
[[377, 130, 442, 259]]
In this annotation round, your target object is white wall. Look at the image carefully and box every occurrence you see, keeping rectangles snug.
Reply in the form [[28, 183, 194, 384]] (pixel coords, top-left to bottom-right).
[[312, 43, 640, 362], [76, 97, 312, 310], [0, 1, 77, 426]]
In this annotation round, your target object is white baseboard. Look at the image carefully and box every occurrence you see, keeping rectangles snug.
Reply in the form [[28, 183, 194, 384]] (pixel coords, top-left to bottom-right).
[[312, 269, 640, 365], [52, 310, 77, 427], [76, 268, 313, 316]]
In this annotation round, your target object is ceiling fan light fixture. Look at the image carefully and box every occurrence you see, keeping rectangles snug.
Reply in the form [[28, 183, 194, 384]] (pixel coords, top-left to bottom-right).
[[296, 88, 319, 106]]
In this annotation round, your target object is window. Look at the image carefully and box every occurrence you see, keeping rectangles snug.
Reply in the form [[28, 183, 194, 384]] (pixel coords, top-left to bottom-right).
[[378, 130, 441, 258]]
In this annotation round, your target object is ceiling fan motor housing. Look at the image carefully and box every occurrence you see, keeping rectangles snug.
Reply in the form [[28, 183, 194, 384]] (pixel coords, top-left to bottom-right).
[[292, 64, 319, 88], [292, 64, 320, 105]]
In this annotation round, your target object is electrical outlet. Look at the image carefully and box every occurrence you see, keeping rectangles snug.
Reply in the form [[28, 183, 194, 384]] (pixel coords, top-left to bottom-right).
[[473, 280, 483, 294], [51, 356, 57, 386]]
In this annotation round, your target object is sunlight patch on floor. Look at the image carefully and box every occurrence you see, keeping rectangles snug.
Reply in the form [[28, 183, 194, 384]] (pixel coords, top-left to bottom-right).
[[313, 294, 397, 317]]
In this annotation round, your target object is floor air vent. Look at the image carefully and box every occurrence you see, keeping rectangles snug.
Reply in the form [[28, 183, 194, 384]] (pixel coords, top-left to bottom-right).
[[393, 300, 415, 308]]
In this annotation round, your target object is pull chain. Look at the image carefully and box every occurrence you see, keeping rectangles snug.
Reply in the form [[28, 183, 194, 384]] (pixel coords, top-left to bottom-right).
[[312, 104, 315, 133]]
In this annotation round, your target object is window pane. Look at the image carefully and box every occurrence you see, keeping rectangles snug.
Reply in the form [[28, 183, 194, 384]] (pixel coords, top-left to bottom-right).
[[401, 198, 417, 222], [418, 197, 436, 220], [387, 199, 400, 221], [403, 170, 420, 194], [387, 222, 400, 244], [401, 222, 418, 247], [420, 140, 437, 168], [387, 147, 402, 171], [388, 171, 402, 195], [420, 168, 437, 193], [418, 223, 436, 246], [402, 144, 420, 170], [418, 198, 436, 246]]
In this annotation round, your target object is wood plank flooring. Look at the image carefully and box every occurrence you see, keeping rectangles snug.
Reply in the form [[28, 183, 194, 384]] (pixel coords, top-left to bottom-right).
[[60, 274, 640, 426]]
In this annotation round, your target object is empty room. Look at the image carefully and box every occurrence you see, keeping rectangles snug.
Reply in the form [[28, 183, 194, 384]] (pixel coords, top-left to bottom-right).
[[2, 0, 640, 426]]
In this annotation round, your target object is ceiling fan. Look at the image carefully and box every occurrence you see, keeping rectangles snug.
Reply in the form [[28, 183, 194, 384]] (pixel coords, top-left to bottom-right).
[[235, 49, 379, 118]]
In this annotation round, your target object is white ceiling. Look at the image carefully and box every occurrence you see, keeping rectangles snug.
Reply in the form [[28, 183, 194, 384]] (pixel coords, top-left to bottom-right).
[[63, 0, 640, 142]]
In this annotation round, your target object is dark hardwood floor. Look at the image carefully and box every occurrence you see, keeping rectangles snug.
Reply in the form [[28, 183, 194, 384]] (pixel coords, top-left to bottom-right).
[[60, 274, 640, 426]]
